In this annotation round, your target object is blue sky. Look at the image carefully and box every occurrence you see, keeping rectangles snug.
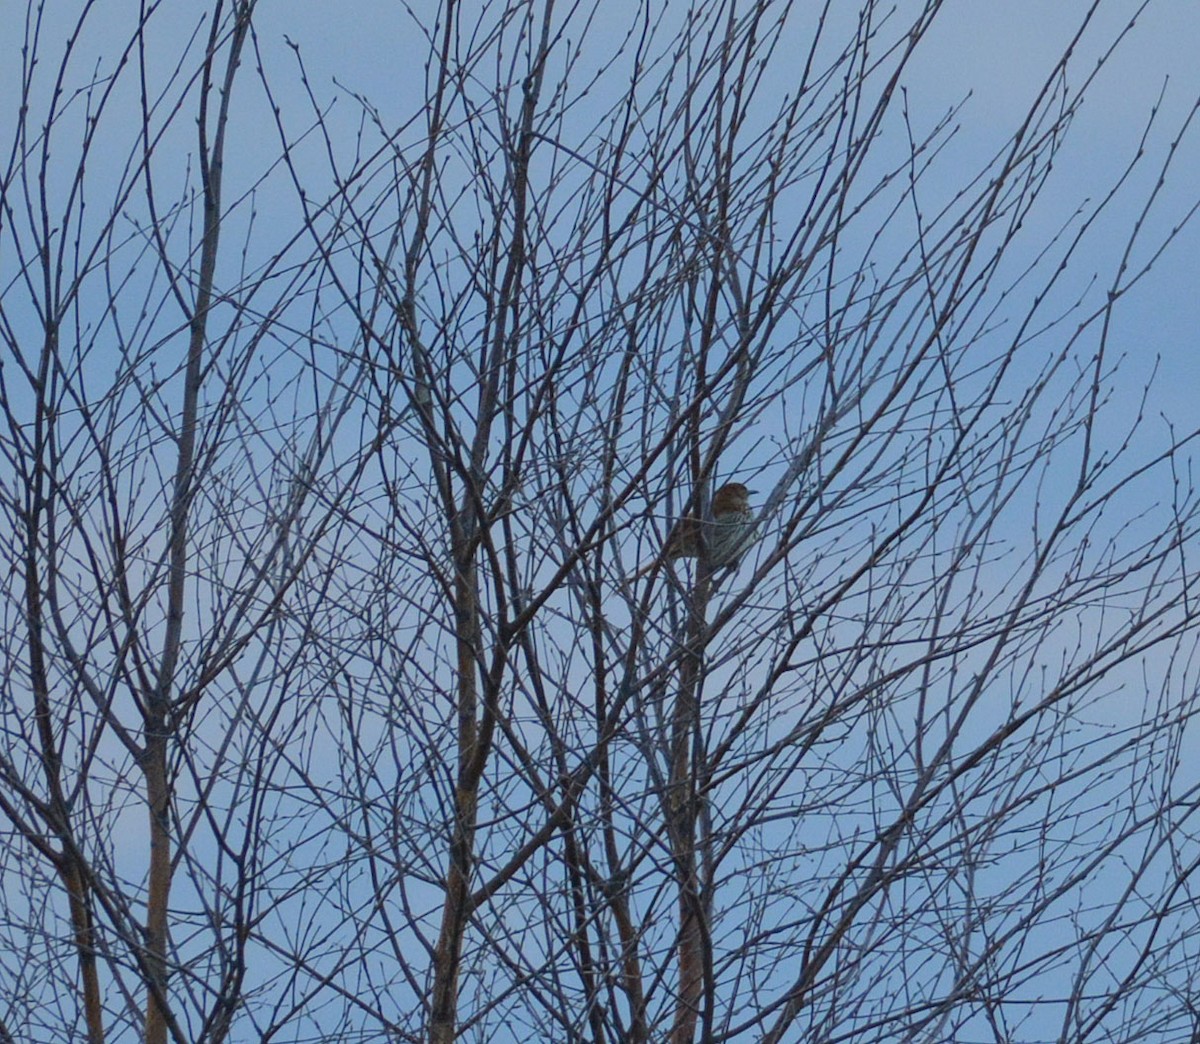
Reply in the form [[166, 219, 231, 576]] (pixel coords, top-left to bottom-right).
[[3, 3, 1200, 1041], [907, 1, 1200, 424]]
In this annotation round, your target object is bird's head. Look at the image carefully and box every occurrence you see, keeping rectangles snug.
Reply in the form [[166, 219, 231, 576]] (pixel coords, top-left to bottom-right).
[[712, 482, 754, 514]]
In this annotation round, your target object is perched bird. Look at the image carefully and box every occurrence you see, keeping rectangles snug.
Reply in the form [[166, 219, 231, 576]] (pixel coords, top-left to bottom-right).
[[638, 482, 756, 576]]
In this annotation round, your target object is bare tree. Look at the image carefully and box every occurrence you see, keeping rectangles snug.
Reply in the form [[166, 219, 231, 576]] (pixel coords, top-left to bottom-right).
[[2, 1, 1200, 1042]]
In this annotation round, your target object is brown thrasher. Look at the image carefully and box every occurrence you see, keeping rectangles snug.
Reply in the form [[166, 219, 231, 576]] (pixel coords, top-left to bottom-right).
[[637, 482, 756, 576]]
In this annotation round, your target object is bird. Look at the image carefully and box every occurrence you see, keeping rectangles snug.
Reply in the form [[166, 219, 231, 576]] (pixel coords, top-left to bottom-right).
[[637, 482, 756, 576]]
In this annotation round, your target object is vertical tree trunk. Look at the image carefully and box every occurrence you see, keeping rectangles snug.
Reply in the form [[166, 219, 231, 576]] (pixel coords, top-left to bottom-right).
[[143, 736, 172, 1044], [24, 357, 107, 1043], [143, 10, 253, 1042], [668, 572, 712, 1044], [428, 555, 483, 1044], [60, 860, 106, 1044]]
